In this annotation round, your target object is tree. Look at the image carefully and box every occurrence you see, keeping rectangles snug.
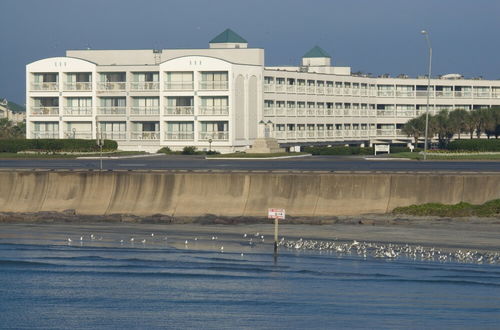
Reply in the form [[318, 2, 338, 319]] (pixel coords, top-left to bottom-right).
[[0, 118, 25, 139], [402, 115, 426, 146], [448, 109, 468, 139], [484, 107, 500, 139], [431, 110, 454, 147]]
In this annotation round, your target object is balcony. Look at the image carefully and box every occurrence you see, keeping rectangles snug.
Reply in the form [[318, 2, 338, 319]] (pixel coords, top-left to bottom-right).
[[326, 87, 334, 95], [199, 131, 229, 141], [164, 106, 194, 116], [296, 108, 305, 116], [316, 86, 325, 94], [31, 131, 59, 139], [199, 106, 229, 116], [275, 107, 286, 116], [297, 85, 306, 94], [63, 107, 92, 116], [377, 91, 394, 97], [377, 110, 395, 117], [131, 131, 160, 140], [286, 131, 296, 139], [264, 84, 274, 92], [165, 132, 194, 140], [473, 91, 491, 98], [377, 129, 397, 136], [130, 82, 160, 91], [334, 109, 343, 117], [263, 107, 274, 116], [274, 131, 285, 139], [97, 82, 126, 91], [296, 131, 306, 139], [31, 82, 58, 91], [286, 109, 296, 117], [275, 85, 285, 93], [454, 91, 472, 98], [101, 132, 127, 140], [97, 107, 126, 115], [306, 108, 315, 116], [64, 130, 92, 139], [396, 91, 415, 97], [435, 91, 454, 98], [64, 82, 92, 91], [316, 108, 325, 116], [130, 106, 160, 116], [31, 107, 59, 116], [164, 82, 194, 90], [199, 81, 228, 90], [306, 86, 315, 94], [396, 110, 416, 117]]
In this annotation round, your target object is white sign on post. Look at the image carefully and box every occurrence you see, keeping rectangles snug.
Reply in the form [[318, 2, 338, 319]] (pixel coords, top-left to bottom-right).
[[268, 208, 285, 220], [374, 144, 390, 155]]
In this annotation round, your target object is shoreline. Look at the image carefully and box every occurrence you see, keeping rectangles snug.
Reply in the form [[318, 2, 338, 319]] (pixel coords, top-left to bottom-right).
[[1, 211, 499, 253]]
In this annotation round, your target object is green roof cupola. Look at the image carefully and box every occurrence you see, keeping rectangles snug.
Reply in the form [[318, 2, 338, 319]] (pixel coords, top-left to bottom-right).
[[209, 29, 248, 49], [302, 46, 331, 67]]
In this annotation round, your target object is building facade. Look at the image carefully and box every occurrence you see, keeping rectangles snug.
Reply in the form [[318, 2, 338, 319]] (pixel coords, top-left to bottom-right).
[[26, 29, 500, 152]]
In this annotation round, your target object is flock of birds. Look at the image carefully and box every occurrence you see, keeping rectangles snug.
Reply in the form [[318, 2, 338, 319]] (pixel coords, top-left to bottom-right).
[[66, 232, 499, 265], [279, 238, 500, 265]]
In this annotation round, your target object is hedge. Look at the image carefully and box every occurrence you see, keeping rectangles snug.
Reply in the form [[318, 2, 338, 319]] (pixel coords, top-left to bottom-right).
[[303, 146, 374, 155], [0, 139, 118, 153], [447, 139, 500, 152]]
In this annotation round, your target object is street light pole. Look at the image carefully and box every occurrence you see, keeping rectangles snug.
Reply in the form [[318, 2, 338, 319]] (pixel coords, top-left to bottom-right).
[[421, 30, 432, 161]]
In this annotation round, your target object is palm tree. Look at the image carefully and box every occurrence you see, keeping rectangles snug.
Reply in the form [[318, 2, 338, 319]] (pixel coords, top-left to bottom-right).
[[432, 110, 454, 147], [402, 115, 426, 146]]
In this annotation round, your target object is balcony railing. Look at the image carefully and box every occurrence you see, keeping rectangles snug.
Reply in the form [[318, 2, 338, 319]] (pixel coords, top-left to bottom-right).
[[199, 81, 228, 90], [297, 85, 306, 94], [64, 130, 92, 139], [263, 84, 274, 92], [377, 91, 395, 97], [31, 82, 58, 91], [377, 110, 395, 117], [296, 108, 305, 116], [435, 91, 454, 98], [275, 107, 286, 116], [199, 106, 229, 115], [31, 131, 59, 139], [131, 131, 160, 140], [164, 82, 194, 90], [130, 82, 160, 91], [473, 91, 490, 98], [263, 107, 274, 116], [377, 129, 397, 136], [130, 107, 160, 116], [64, 82, 92, 91], [326, 87, 334, 95], [97, 106, 126, 115], [286, 85, 296, 93], [306, 86, 315, 94], [31, 106, 59, 116], [101, 132, 127, 140], [454, 91, 472, 98], [275, 85, 285, 92], [396, 91, 415, 97], [97, 82, 126, 91], [286, 108, 296, 117], [165, 132, 194, 140], [164, 106, 194, 116], [334, 109, 343, 117], [63, 107, 92, 116], [396, 110, 416, 117], [199, 131, 229, 141]]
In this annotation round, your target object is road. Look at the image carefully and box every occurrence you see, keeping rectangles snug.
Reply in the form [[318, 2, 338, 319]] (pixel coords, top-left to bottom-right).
[[0, 155, 499, 172]]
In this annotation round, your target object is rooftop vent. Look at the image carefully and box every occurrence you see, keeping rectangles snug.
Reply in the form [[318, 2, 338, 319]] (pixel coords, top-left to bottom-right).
[[440, 73, 463, 80]]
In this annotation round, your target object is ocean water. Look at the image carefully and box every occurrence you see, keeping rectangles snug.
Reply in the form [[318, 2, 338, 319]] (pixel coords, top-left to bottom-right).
[[0, 224, 499, 329]]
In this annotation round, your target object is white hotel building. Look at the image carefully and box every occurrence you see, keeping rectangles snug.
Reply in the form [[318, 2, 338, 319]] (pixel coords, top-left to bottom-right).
[[26, 29, 500, 152]]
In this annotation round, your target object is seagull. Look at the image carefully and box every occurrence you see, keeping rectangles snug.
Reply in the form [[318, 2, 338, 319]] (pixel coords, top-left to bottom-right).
[[212, 236, 215, 240], [151, 233, 154, 237], [240, 253, 244, 257], [67, 238, 72, 243], [130, 237, 135, 242], [220, 246, 224, 252], [80, 236, 83, 241], [243, 233, 247, 238], [141, 239, 146, 244], [120, 239, 124, 244], [90, 234, 95, 240], [185, 240, 189, 245], [194, 237, 198, 241]]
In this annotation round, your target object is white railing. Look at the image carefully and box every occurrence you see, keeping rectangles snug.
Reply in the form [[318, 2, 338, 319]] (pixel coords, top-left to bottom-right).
[[275, 85, 285, 92], [296, 131, 306, 139], [199, 81, 228, 90], [31, 107, 59, 116], [64, 82, 92, 91], [64, 130, 92, 139], [343, 109, 350, 116], [377, 129, 397, 136], [316, 108, 325, 116], [164, 82, 194, 90], [31, 82, 58, 91], [275, 107, 286, 116], [199, 106, 229, 115], [31, 131, 59, 139], [326, 87, 334, 95], [454, 91, 472, 98], [351, 109, 360, 117], [296, 108, 305, 116], [264, 107, 274, 116], [164, 106, 194, 115], [297, 85, 306, 93], [165, 132, 194, 140], [396, 91, 414, 97], [316, 86, 324, 94], [63, 107, 92, 116], [199, 131, 229, 141], [343, 88, 352, 96], [130, 82, 160, 91], [317, 131, 325, 138], [307, 86, 315, 94], [97, 82, 126, 91], [435, 91, 454, 98], [377, 110, 395, 117], [286, 109, 296, 117], [325, 109, 334, 116], [396, 110, 416, 117], [274, 131, 285, 139], [130, 131, 160, 140], [286, 85, 296, 93], [97, 106, 126, 115], [307, 108, 315, 116], [264, 84, 274, 92], [473, 91, 490, 98], [377, 91, 394, 97], [130, 107, 160, 116], [101, 132, 127, 140], [286, 131, 296, 139]]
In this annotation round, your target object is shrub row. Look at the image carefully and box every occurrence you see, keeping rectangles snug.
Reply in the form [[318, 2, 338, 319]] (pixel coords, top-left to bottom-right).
[[447, 139, 500, 152], [303, 146, 374, 155], [393, 199, 500, 217], [0, 139, 118, 153]]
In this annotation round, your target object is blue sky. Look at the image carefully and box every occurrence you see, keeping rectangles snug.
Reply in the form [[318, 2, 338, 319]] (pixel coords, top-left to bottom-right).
[[1, 0, 500, 104]]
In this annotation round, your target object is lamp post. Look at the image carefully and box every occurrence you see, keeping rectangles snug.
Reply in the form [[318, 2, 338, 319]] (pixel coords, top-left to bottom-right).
[[421, 30, 432, 161]]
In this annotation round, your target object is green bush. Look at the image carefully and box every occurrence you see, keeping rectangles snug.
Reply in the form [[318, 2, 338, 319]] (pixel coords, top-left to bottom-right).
[[447, 139, 500, 152], [157, 146, 172, 154], [390, 146, 422, 153], [0, 139, 118, 153], [303, 146, 374, 155], [182, 146, 198, 155], [393, 199, 500, 217]]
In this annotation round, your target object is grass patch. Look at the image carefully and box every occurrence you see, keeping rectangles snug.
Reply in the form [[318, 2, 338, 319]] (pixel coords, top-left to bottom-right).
[[207, 152, 309, 158], [393, 199, 500, 217]]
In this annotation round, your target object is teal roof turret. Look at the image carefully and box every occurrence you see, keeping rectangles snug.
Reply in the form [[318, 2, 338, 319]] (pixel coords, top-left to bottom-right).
[[210, 29, 248, 44], [303, 46, 331, 58]]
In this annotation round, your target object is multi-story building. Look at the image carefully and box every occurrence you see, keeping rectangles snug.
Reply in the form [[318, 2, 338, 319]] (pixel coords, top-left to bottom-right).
[[26, 29, 500, 152]]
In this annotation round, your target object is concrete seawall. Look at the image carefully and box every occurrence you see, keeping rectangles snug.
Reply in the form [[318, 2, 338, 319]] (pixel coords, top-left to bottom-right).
[[0, 170, 499, 217]]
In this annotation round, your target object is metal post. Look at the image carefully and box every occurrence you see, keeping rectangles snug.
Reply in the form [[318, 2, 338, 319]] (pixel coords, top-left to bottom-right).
[[274, 218, 278, 255], [421, 30, 432, 160]]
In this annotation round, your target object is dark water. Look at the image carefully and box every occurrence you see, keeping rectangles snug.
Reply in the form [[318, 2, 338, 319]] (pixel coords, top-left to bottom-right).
[[1, 225, 499, 329]]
